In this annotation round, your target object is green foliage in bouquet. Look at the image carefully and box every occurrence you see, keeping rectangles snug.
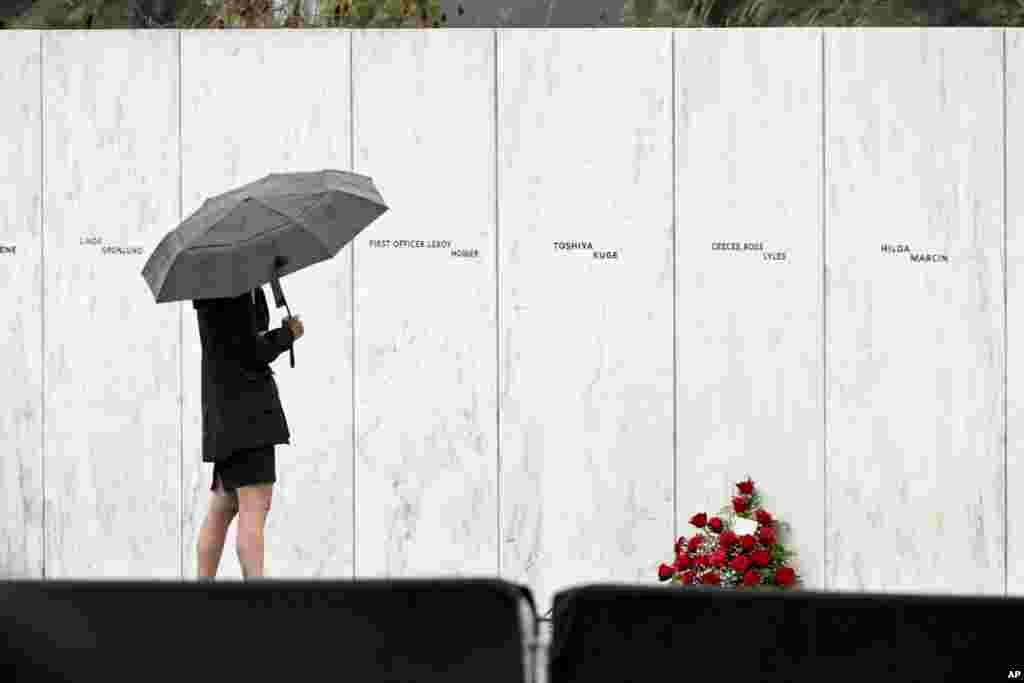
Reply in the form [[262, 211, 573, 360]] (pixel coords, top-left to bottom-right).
[[657, 476, 800, 589]]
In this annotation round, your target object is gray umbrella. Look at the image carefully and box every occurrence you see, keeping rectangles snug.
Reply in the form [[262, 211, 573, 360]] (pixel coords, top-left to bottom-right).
[[141, 169, 389, 368]]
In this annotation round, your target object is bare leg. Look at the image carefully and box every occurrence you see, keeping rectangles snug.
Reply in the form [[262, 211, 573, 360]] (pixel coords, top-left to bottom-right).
[[236, 483, 273, 579], [198, 476, 239, 579]]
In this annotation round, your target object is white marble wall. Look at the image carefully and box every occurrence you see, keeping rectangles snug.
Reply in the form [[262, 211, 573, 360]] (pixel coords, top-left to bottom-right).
[[826, 28, 1004, 594], [42, 30, 182, 578], [674, 29, 824, 590], [351, 30, 498, 578], [1008, 29, 1024, 597], [180, 30, 353, 580], [0, 28, 1017, 608], [497, 29, 675, 611], [0, 31, 43, 578]]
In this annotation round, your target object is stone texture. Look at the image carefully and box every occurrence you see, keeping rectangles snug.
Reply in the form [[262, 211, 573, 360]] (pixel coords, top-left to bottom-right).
[[351, 29, 499, 579], [825, 28, 1004, 594], [0, 31, 44, 579], [43, 30, 181, 578], [497, 29, 675, 612], [674, 28, 824, 590]]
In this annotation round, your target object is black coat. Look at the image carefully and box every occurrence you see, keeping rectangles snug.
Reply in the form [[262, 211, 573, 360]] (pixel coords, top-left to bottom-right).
[[193, 287, 295, 463]]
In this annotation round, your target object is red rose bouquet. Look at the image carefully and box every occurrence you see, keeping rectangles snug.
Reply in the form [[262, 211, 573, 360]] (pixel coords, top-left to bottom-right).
[[656, 477, 800, 589]]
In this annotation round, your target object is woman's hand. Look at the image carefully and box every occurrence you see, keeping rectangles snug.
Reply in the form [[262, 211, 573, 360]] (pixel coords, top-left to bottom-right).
[[283, 315, 304, 340]]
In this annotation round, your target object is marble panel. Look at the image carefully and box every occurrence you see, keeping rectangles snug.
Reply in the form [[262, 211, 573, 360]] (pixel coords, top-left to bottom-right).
[[180, 30, 353, 580], [0, 31, 44, 578], [674, 28, 824, 589], [351, 29, 498, 578], [498, 29, 675, 612], [825, 28, 1004, 594], [43, 30, 181, 578], [1007, 28, 1024, 597]]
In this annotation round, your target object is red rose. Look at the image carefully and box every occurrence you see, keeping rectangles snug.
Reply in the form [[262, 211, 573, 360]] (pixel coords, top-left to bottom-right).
[[739, 534, 755, 551], [696, 554, 711, 568], [687, 536, 703, 553], [755, 509, 773, 527], [674, 536, 687, 554], [742, 570, 760, 586], [758, 526, 776, 546], [719, 531, 737, 548], [657, 563, 675, 581], [675, 554, 691, 570], [732, 496, 748, 513], [703, 572, 721, 586], [710, 549, 727, 567], [690, 512, 708, 528], [681, 570, 697, 585], [730, 555, 751, 573], [775, 567, 795, 586], [736, 479, 754, 495], [708, 516, 724, 533], [751, 550, 770, 567]]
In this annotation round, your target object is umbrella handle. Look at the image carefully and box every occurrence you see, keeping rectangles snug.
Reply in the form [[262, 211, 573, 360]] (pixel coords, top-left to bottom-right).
[[269, 260, 296, 369]]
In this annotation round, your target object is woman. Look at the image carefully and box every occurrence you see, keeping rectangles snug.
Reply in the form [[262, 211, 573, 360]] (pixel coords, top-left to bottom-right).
[[192, 286, 304, 580]]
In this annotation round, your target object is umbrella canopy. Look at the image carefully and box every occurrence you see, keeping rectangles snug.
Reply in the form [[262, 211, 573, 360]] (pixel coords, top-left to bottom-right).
[[143, 169, 388, 304], [141, 169, 389, 367]]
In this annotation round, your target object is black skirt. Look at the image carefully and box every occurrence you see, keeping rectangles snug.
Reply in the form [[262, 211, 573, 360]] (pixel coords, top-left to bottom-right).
[[211, 444, 276, 494]]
